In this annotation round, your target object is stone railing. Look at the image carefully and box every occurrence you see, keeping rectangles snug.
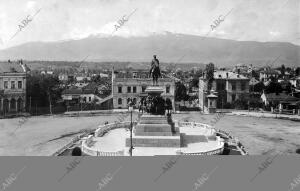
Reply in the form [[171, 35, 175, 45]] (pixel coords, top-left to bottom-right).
[[177, 121, 248, 155], [177, 147, 224, 155], [81, 121, 139, 156], [95, 121, 137, 137], [177, 121, 211, 129], [216, 129, 248, 155], [51, 129, 96, 156], [81, 136, 125, 156]]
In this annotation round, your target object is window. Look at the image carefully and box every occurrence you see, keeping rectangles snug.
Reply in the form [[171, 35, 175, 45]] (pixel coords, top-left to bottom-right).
[[232, 94, 236, 101], [133, 86, 137, 93], [83, 97, 86, 102], [18, 81, 22, 89], [166, 86, 170, 94], [118, 86, 122, 93], [127, 86, 131, 93], [4, 81, 8, 89], [118, 98, 122, 105], [127, 98, 131, 104], [89, 97, 91, 102], [142, 86, 146, 93], [241, 82, 246, 91], [11, 81, 15, 89], [231, 82, 236, 91], [133, 98, 137, 105]]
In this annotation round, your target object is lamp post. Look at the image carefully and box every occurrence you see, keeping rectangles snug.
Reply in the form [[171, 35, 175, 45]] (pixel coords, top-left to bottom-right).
[[128, 99, 134, 156]]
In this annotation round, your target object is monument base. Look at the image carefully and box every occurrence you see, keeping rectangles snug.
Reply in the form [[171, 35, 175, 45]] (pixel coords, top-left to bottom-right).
[[126, 135, 181, 147]]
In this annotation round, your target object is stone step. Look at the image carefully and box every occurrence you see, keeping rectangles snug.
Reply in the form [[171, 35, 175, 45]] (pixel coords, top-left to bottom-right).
[[139, 120, 169, 124], [135, 124, 172, 132], [126, 136, 181, 147]]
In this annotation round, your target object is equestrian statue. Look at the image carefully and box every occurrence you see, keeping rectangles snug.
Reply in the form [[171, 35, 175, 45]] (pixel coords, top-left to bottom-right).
[[149, 55, 161, 86]]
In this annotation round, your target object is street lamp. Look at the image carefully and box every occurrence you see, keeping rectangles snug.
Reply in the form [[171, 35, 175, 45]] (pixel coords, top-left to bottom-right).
[[128, 98, 134, 156]]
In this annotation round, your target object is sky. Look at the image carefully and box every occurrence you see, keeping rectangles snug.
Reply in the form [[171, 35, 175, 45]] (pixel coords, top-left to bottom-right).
[[0, 0, 299, 50]]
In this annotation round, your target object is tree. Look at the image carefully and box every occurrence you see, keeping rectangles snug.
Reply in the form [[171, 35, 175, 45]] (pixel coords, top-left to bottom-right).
[[265, 81, 283, 94], [175, 82, 188, 101], [205, 63, 214, 91], [26, 74, 63, 114], [280, 64, 286, 77]]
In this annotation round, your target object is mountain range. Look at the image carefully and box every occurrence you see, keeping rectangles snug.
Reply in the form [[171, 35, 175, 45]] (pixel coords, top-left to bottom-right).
[[0, 32, 299, 67]]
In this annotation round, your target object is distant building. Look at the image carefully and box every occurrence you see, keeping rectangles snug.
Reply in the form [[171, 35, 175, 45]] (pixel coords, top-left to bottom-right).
[[261, 92, 299, 109], [0, 61, 27, 115], [289, 77, 300, 88], [62, 87, 98, 106], [259, 68, 280, 82], [112, 69, 175, 110], [199, 71, 250, 112]]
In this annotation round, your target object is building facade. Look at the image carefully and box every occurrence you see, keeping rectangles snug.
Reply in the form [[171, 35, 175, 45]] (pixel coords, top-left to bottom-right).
[[112, 70, 175, 110], [199, 71, 250, 112], [0, 62, 27, 115]]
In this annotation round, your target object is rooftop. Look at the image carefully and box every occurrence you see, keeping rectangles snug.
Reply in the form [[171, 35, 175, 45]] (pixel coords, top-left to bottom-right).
[[0, 61, 27, 73], [213, 71, 249, 80]]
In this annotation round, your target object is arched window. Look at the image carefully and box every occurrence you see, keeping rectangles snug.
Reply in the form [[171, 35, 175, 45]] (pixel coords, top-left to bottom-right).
[[133, 98, 137, 105], [118, 98, 122, 105]]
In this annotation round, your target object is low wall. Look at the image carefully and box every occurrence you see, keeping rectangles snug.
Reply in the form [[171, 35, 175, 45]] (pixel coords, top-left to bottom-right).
[[51, 129, 96, 156], [81, 138, 124, 156], [81, 121, 137, 156], [95, 121, 137, 137], [177, 147, 224, 155]]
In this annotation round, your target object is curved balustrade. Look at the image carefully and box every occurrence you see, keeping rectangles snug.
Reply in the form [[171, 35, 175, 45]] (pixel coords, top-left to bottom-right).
[[177, 147, 224, 155], [95, 121, 137, 137], [81, 137, 124, 156]]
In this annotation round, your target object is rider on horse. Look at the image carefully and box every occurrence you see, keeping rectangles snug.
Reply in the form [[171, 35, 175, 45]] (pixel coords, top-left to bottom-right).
[[149, 55, 161, 86]]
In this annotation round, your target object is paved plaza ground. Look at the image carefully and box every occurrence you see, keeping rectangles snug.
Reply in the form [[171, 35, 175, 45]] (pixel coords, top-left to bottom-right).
[[0, 111, 299, 155]]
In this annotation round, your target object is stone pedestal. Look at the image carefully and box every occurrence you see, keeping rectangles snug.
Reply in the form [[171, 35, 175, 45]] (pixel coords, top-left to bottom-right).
[[126, 114, 180, 147], [126, 86, 181, 148]]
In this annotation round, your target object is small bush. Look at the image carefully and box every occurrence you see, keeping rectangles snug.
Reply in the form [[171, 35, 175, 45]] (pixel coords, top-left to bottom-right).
[[71, 147, 82, 156]]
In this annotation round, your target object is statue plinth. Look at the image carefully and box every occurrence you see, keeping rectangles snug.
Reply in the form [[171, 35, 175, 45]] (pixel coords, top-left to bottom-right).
[[125, 86, 181, 148], [145, 86, 164, 95]]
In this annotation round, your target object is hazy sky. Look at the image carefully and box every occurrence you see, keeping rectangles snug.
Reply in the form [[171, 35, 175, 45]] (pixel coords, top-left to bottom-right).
[[0, 0, 299, 49]]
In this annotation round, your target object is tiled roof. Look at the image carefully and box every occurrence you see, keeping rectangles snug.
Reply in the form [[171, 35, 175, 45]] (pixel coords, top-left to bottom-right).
[[264, 93, 299, 101], [62, 87, 95, 95], [0, 62, 26, 73], [214, 71, 249, 80]]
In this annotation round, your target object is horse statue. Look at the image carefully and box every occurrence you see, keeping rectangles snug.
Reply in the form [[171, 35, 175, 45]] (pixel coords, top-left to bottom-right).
[[149, 55, 161, 86]]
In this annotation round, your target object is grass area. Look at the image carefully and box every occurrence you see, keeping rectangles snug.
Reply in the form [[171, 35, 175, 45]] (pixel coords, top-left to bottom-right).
[[0, 112, 299, 155]]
